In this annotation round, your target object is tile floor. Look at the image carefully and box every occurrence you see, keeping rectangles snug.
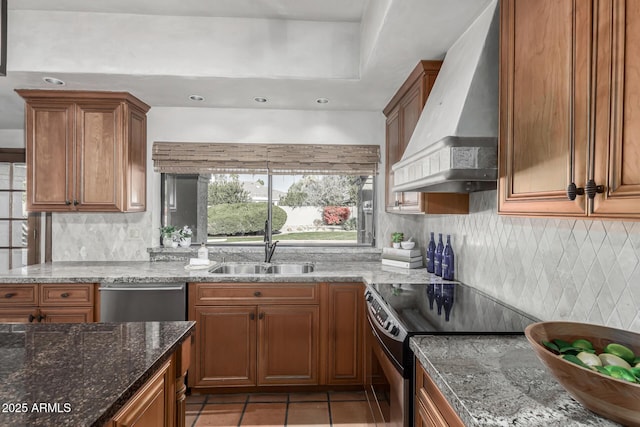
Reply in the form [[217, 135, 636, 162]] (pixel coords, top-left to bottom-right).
[[186, 390, 376, 427]]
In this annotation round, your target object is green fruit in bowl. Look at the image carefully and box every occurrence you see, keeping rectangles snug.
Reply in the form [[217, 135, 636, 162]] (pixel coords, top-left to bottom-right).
[[572, 339, 594, 351], [604, 343, 636, 364], [604, 365, 637, 383]]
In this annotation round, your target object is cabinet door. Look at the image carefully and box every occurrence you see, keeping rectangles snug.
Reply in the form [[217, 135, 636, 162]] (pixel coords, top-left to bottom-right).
[[25, 102, 75, 211], [191, 306, 256, 388], [40, 307, 94, 323], [75, 102, 122, 211], [398, 82, 425, 211], [591, 0, 640, 218], [258, 305, 319, 385], [110, 359, 173, 427], [326, 284, 363, 385], [499, 0, 591, 216], [124, 106, 147, 212], [386, 108, 401, 210]]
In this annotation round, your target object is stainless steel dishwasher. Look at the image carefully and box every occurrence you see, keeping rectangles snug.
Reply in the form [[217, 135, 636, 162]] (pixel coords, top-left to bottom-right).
[[99, 282, 186, 322]]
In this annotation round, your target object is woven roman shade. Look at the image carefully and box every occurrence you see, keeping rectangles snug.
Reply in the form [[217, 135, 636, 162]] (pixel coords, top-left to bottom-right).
[[152, 142, 380, 175]]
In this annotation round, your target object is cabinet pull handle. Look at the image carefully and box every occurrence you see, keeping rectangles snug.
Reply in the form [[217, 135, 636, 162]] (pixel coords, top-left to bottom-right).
[[566, 183, 584, 201], [4, 293, 15, 299], [28, 313, 36, 323], [585, 179, 604, 200], [73, 200, 79, 206], [60, 292, 70, 298], [249, 313, 255, 320], [65, 200, 72, 206], [259, 312, 264, 320], [254, 291, 262, 297], [37, 314, 46, 322]]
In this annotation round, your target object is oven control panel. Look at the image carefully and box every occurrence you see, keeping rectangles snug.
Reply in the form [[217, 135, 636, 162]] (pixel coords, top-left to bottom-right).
[[364, 289, 405, 339]]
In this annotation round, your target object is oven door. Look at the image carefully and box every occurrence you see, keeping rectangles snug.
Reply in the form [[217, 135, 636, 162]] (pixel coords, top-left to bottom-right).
[[365, 310, 409, 427]]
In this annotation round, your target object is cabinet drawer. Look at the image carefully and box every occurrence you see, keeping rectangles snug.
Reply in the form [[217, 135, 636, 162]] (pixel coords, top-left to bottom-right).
[[40, 284, 94, 306], [193, 283, 319, 305], [0, 285, 38, 306]]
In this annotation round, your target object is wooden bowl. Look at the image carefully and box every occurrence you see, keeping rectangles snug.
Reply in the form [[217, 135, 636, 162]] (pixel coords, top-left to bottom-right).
[[525, 321, 640, 426]]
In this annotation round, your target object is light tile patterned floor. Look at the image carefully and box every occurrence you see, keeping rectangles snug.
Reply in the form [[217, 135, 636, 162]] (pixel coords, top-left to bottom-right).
[[186, 391, 376, 427]]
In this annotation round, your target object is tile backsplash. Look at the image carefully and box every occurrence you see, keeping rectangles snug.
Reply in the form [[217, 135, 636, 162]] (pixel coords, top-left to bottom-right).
[[379, 190, 640, 332], [52, 212, 152, 262]]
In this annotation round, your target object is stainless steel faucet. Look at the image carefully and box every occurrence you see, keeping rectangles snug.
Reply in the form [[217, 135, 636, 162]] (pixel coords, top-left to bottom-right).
[[264, 219, 278, 263]]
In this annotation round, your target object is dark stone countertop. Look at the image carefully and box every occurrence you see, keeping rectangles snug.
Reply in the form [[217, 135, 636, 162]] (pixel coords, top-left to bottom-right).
[[0, 321, 195, 427], [410, 335, 620, 426]]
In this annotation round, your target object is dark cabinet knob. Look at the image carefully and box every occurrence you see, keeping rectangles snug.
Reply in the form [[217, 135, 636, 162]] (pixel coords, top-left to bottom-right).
[[37, 314, 45, 322], [65, 200, 72, 206], [585, 179, 604, 200], [259, 312, 265, 320], [73, 200, 79, 206], [249, 313, 255, 320], [566, 182, 584, 201], [254, 291, 262, 297], [60, 292, 70, 298], [28, 313, 36, 323], [4, 293, 15, 299]]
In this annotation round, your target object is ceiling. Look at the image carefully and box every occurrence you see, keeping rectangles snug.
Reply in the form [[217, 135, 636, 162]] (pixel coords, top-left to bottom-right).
[[0, 0, 494, 129]]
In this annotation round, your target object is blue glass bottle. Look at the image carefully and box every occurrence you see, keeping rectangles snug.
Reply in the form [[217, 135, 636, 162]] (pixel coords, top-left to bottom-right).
[[426, 232, 436, 273], [434, 233, 444, 277], [442, 235, 455, 280]]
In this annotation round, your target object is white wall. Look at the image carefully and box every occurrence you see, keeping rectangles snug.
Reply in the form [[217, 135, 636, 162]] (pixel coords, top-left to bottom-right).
[[0, 130, 25, 148], [52, 107, 385, 261]]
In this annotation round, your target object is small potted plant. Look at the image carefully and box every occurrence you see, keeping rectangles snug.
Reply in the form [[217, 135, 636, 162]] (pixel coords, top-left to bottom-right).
[[159, 225, 177, 248], [391, 232, 404, 248], [178, 225, 193, 248]]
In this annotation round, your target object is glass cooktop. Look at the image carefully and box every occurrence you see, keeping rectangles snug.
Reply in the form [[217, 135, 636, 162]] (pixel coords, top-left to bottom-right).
[[367, 280, 538, 335]]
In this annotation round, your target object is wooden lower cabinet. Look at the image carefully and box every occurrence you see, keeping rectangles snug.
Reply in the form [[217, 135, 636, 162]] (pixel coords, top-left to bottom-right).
[[324, 283, 364, 385], [258, 305, 319, 385], [189, 283, 321, 389], [109, 359, 174, 427], [192, 306, 257, 387], [108, 338, 191, 427], [415, 358, 463, 427], [189, 282, 364, 391], [0, 283, 96, 323]]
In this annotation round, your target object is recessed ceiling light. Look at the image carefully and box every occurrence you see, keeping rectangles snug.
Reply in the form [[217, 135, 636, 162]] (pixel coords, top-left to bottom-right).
[[189, 95, 205, 101], [43, 77, 65, 86], [254, 97, 268, 103], [316, 98, 329, 104]]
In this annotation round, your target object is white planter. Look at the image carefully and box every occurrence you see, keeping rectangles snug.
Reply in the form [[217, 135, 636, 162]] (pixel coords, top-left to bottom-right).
[[162, 235, 174, 248], [392, 242, 401, 249], [179, 237, 192, 248]]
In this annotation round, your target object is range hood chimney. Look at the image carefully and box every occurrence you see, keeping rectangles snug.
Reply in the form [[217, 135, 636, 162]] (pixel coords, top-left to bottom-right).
[[391, 0, 498, 193]]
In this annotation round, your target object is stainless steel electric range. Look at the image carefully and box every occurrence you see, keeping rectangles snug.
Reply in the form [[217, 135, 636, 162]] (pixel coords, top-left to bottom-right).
[[364, 279, 538, 426]]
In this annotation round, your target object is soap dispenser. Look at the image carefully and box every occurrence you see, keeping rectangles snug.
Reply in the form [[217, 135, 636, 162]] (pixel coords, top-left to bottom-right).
[[197, 242, 209, 260]]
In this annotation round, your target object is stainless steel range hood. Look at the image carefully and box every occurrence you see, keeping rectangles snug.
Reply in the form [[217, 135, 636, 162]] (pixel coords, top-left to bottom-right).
[[391, 0, 498, 193]]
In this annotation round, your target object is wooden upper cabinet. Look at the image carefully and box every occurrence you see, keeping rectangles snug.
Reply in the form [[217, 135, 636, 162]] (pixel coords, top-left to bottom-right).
[[384, 61, 469, 214], [499, 0, 591, 217], [592, 0, 640, 218], [16, 90, 150, 213], [499, 0, 640, 219]]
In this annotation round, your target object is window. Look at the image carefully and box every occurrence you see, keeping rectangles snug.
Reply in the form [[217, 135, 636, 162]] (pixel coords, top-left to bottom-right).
[[161, 172, 375, 246]]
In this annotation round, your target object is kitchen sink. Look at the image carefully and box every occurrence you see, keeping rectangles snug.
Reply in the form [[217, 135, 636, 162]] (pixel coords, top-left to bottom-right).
[[208, 262, 314, 275], [266, 263, 315, 274]]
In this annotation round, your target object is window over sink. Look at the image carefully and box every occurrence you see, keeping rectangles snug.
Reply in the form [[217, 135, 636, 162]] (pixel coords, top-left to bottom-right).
[[161, 172, 375, 247]]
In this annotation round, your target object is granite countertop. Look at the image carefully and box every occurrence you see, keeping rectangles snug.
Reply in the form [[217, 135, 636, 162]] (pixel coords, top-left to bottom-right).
[[0, 261, 438, 285], [0, 321, 195, 427], [410, 335, 620, 427]]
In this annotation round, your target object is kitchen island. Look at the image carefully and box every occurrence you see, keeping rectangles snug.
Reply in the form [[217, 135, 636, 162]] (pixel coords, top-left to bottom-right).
[[411, 335, 619, 426], [0, 321, 194, 427]]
